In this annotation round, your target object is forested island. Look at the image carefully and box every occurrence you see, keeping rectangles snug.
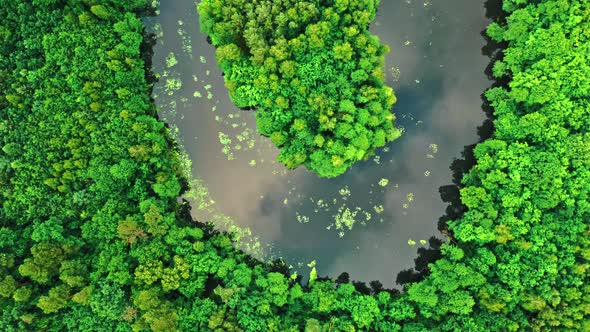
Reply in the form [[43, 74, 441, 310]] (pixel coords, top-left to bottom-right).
[[0, 0, 589, 331], [198, 0, 401, 178]]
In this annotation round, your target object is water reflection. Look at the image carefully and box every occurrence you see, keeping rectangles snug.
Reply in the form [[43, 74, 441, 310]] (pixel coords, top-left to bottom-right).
[[146, 0, 491, 287]]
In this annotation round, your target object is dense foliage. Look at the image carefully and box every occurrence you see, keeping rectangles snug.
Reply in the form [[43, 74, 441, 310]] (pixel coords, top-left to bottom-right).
[[0, 0, 187, 329], [1, 0, 588, 331], [197, 0, 401, 178]]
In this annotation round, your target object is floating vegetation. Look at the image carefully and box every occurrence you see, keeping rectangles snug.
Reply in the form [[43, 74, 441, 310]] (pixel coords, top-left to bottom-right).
[[182, 38, 193, 59], [167, 100, 176, 116], [402, 192, 415, 210], [424, 170, 431, 176], [390, 66, 401, 81], [185, 177, 215, 211], [218, 132, 231, 145], [373, 205, 385, 214], [429, 143, 438, 153], [427, 143, 439, 158], [153, 22, 163, 39], [166, 52, 178, 68], [338, 186, 351, 199], [332, 206, 367, 238], [236, 129, 249, 142], [408, 239, 428, 246], [378, 178, 389, 187], [218, 132, 235, 160], [246, 139, 256, 149], [178, 25, 193, 56], [199, 55, 206, 64], [296, 212, 310, 224], [151, 0, 161, 15], [165, 78, 182, 95], [314, 199, 329, 211], [221, 147, 235, 160]]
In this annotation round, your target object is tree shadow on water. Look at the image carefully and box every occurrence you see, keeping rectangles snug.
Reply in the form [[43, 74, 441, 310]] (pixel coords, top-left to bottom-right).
[[394, 0, 508, 289]]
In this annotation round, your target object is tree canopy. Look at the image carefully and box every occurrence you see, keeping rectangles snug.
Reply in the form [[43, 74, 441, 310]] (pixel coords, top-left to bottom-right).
[[198, 0, 401, 177], [0, 0, 588, 331]]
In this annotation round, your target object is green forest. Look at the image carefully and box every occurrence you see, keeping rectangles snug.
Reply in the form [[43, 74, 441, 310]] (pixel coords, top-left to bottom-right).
[[0, 0, 588, 331], [198, 0, 401, 178]]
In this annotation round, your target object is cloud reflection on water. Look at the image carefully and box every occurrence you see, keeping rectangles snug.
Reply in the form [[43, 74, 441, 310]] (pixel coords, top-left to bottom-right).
[[149, 0, 491, 287]]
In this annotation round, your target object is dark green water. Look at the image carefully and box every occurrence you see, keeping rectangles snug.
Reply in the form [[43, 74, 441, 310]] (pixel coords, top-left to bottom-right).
[[145, 0, 490, 287]]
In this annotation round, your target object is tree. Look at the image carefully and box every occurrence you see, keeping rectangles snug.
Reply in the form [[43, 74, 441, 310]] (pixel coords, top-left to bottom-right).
[[18, 242, 66, 284], [90, 5, 113, 20], [37, 285, 71, 314], [198, 0, 400, 177]]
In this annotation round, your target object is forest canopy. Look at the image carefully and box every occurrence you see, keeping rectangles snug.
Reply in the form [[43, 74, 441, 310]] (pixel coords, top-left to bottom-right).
[[197, 0, 401, 178]]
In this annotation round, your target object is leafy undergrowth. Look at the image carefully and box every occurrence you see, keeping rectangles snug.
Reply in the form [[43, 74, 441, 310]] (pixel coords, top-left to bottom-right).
[[0, 0, 588, 331], [198, 0, 401, 178]]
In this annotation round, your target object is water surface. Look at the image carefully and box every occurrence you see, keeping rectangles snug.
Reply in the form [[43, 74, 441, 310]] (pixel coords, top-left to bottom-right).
[[146, 0, 490, 287]]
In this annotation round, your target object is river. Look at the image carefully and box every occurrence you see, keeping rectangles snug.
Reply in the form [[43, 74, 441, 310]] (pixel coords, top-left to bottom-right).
[[145, 0, 491, 287]]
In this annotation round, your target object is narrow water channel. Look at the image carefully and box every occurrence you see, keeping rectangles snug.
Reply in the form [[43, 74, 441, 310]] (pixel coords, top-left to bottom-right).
[[145, 0, 491, 287]]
